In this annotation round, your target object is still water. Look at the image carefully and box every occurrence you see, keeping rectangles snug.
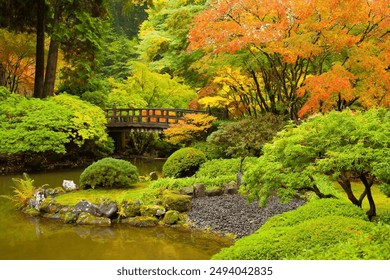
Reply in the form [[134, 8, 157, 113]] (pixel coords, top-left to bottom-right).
[[0, 159, 230, 260]]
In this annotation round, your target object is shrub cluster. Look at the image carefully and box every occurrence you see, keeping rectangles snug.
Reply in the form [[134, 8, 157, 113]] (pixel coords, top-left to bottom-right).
[[80, 157, 139, 189], [162, 147, 206, 178], [213, 198, 390, 260]]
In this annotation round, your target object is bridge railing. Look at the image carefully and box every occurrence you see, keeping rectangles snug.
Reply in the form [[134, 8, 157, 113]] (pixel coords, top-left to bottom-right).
[[104, 106, 207, 128]]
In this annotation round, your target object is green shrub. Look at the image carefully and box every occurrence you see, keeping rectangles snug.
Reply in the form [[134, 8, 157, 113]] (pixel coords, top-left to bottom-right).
[[80, 157, 139, 189], [195, 157, 260, 179], [149, 175, 235, 191], [261, 198, 368, 230], [192, 141, 226, 160], [213, 216, 376, 260], [379, 183, 390, 198], [162, 147, 207, 178]]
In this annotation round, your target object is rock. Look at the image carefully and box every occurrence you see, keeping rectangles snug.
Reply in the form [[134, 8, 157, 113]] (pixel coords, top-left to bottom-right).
[[44, 187, 65, 197], [121, 216, 158, 227], [149, 171, 159, 181], [98, 201, 118, 218], [224, 181, 238, 195], [39, 199, 62, 214], [62, 180, 78, 192], [180, 186, 194, 196], [28, 190, 46, 211], [205, 187, 224, 197], [193, 184, 206, 198], [140, 205, 166, 217], [120, 200, 141, 218], [63, 211, 79, 224], [162, 190, 192, 212], [73, 200, 102, 217], [163, 210, 180, 225], [76, 212, 111, 225]]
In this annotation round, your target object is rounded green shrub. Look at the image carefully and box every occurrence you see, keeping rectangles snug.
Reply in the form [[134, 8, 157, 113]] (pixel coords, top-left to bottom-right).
[[213, 216, 376, 260], [261, 198, 368, 230], [162, 147, 207, 178], [80, 157, 139, 189]]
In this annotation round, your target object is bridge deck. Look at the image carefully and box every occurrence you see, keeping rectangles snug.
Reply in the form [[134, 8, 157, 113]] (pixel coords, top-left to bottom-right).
[[104, 107, 208, 131]]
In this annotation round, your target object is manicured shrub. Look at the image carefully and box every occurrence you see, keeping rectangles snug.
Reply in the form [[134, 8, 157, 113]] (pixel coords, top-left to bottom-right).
[[261, 198, 368, 230], [379, 183, 390, 198], [162, 147, 207, 178], [213, 216, 376, 260], [80, 157, 139, 189]]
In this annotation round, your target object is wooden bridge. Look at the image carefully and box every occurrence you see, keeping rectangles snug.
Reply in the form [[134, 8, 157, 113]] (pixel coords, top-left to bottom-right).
[[104, 106, 227, 150], [104, 106, 218, 133]]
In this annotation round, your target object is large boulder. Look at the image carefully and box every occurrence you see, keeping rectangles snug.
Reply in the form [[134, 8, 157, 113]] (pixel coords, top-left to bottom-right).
[[163, 210, 180, 225], [162, 190, 191, 212], [73, 200, 102, 217], [98, 201, 118, 219]]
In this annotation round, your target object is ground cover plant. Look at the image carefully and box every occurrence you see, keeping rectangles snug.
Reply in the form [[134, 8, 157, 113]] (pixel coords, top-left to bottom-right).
[[213, 198, 390, 260]]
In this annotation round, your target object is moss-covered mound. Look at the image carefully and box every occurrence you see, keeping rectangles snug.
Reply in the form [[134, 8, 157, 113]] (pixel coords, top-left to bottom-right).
[[80, 157, 139, 189]]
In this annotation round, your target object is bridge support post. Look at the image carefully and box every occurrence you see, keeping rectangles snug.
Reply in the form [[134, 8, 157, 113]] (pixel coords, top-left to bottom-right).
[[109, 131, 127, 152]]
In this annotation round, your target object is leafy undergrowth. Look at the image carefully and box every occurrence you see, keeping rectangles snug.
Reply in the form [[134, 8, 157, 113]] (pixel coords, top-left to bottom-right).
[[53, 182, 155, 206]]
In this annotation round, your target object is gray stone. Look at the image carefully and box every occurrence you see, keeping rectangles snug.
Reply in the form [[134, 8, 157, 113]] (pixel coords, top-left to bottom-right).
[[149, 171, 159, 181], [205, 187, 224, 197], [62, 180, 78, 192], [180, 186, 194, 196], [98, 201, 118, 218], [28, 190, 46, 211], [224, 181, 238, 195], [73, 200, 102, 217], [193, 184, 206, 198]]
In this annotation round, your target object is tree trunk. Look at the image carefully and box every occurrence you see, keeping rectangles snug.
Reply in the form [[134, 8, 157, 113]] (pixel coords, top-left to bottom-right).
[[360, 174, 376, 220], [33, 0, 45, 98], [43, 4, 61, 98], [337, 171, 360, 206]]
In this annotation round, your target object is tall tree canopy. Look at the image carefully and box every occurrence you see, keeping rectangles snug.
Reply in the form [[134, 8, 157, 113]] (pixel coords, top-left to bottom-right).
[[188, 0, 390, 120], [0, 0, 108, 97]]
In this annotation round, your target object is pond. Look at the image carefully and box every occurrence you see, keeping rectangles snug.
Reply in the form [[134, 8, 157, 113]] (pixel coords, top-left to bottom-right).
[[0, 158, 231, 260]]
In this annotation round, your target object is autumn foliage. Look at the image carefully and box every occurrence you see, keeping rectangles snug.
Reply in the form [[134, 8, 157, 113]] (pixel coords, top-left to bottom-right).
[[164, 113, 217, 145], [188, 0, 390, 118]]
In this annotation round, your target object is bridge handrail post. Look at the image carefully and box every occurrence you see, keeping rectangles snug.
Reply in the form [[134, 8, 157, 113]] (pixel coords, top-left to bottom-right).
[[112, 103, 117, 123]]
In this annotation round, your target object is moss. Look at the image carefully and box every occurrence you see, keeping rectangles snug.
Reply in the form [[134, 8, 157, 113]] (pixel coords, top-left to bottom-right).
[[23, 207, 40, 216], [140, 204, 166, 217], [76, 212, 111, 226], [119, 200, 141, 218], [162, 190, 192, 212], [163, 210, 180, 225], [121, 216, 159, 227], [63, 211, 79, 224]]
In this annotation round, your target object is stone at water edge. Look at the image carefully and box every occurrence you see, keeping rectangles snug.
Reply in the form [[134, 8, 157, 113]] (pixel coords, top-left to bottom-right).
[[62, 180, 78, 191], [149, 171, 159, 181]]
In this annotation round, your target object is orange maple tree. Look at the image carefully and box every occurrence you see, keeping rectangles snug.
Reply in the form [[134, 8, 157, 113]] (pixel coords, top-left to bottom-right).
[[188, 0, 390, 119]]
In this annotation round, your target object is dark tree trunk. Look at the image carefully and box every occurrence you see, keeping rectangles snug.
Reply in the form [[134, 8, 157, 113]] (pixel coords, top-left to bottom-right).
[[34, 0, 45, 98], [337, 171, 360, 206], [360, 174, 376, 220], [43, 4, 61, 97]]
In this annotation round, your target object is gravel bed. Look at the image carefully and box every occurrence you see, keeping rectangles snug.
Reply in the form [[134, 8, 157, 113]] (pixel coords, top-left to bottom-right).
[[187, 195, 305, 238]]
